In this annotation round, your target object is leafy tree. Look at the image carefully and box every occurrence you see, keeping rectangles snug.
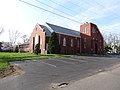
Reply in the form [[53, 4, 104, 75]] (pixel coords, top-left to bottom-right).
[[48, 32, 60, 54], [104, 43, 112, 53], [116, 45, 120, 54], [103, 32, 120, 54], [34, 43, 40, 55]]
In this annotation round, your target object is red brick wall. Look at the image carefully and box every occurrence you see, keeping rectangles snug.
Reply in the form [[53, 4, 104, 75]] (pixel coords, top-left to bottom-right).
[[29, 24, 81, 54], [56, 33, 81, 54], [30, 22, 104, 54], [80, 23, 103, 54], [29, 24, 47, 54]]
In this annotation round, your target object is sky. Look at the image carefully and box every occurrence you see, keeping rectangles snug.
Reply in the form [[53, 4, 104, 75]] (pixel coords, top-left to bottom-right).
[[0, 0, 120, 43]]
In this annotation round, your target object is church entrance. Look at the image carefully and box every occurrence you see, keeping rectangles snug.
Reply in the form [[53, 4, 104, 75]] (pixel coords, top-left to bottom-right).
[[95, 43, 98, 54]]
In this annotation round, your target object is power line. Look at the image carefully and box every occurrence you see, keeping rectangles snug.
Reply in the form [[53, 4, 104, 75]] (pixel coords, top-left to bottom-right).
[[47, 0, 97, 21], [19, 0, 83, 24], [48, 0, 92, 22], [70, 0, 119, 20], [66, 0, 99, 16], [89, 0, 119, 18], [48, 0, 78, 14], [92, 0, 104, 8], [35, 0, 84, 22]]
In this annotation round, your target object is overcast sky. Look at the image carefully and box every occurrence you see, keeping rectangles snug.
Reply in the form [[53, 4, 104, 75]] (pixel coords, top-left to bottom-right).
[[0, 0, 120, 43]]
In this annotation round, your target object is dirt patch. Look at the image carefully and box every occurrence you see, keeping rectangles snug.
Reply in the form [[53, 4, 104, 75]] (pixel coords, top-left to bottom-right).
[[0, 65, 23, 79]]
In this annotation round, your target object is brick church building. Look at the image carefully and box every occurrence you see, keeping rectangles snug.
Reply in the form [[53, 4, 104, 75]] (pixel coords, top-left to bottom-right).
[[29, 22, 103, 54], [80, 22, 103, 54]]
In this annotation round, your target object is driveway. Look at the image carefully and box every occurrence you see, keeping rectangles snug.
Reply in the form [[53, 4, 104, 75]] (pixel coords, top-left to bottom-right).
[[0, 56, 120, 90]]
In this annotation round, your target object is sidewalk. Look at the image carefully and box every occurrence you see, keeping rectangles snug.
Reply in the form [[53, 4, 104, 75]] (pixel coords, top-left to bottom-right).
[[57, 64, 120, 90]]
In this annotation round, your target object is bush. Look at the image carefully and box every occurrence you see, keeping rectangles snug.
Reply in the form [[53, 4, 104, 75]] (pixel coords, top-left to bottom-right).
[[34, 43, 40, 55], [103, 44, 112, 54]]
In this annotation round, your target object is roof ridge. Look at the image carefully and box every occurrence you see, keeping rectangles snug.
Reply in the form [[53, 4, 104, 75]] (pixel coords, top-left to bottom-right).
[[46, 22, 79, 33], [46, 22, 80, 37]]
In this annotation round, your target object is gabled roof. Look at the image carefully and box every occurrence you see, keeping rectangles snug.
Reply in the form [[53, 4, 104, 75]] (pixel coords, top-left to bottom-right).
[[39, 24, 51, 36], [38, 23, 80, 37], [90, 23, 103, 39], [46, 23, 80, 37]]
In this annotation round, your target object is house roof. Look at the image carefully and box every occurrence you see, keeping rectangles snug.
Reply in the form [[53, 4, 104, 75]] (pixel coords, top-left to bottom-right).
[[39, 24, 51, 36], [39, 23, 80, 37], [46, 23, 80, 37]]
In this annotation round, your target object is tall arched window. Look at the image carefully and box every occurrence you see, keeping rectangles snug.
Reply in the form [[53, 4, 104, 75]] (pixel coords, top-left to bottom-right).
[[63, 38, 66, 46], [71, 39, 73, 47], [83, 27, 87, 33]]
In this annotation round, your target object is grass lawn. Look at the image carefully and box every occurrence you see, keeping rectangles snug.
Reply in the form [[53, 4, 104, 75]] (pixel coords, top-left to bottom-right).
[[0, 52, 72, 70]]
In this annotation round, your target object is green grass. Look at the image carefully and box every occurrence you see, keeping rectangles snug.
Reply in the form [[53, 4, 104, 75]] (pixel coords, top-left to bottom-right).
[[0, 52, 72, 70], [0, 61, 10, 70]]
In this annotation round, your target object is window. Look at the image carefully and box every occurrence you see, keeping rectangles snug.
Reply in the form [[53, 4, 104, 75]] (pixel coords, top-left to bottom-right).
[[84, 38, 86, 42], [83, 27, 87, 33], [38, 35, 40, 44], [71, 39, 73, 47], [46, 43, 48, 50], [32, 37, 35, 50], [63, 38, 66, 46], [92, 27, 95, 33], [84, 43, 86, 48]]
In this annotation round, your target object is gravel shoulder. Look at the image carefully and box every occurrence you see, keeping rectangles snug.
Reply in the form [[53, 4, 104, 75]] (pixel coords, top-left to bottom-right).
[[0, 65, 23, 79]]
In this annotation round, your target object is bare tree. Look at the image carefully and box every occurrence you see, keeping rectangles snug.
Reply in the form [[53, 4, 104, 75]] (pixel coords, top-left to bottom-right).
[[21, 35, 29, 43], [9, 30, 20, 46], [103, 32, 120, 53], [0, 27, 4, 35]]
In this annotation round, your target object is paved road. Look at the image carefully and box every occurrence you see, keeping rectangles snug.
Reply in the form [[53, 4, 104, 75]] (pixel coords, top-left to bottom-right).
[[0, 56, 120, 90], [57, 64, 120, 90]]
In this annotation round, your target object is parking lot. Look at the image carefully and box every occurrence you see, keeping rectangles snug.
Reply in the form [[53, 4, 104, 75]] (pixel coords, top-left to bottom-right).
[[0, 56, 120, 90]]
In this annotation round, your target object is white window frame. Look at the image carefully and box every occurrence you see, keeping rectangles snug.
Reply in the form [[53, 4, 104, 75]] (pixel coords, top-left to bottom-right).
[[84, 38, 86, 42], [83, 27, 87, 33], [92, 27, 95, 33], [84, 43, 86, 48], [63, 38, 66, 46], [71, 39, 73, 47]]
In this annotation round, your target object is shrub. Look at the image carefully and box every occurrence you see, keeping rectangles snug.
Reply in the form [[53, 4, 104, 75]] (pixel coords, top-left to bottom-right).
[[34, 43, 40, 55]]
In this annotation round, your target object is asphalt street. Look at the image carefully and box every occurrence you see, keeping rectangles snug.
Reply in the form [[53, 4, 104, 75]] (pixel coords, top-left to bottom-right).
[[0, 56, 120, 90], [57, 63, 120, 90]]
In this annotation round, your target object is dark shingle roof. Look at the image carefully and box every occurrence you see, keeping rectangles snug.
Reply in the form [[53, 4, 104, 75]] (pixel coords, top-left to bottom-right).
[[38, 23, 80, 37], [46, 23, 80, 37], [39, 24, 51, 36]]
